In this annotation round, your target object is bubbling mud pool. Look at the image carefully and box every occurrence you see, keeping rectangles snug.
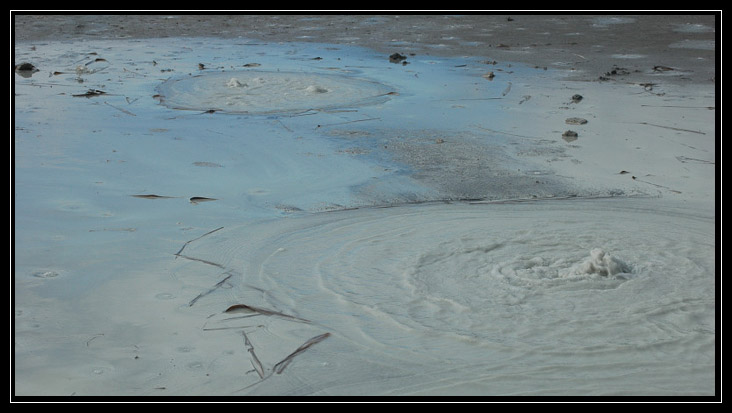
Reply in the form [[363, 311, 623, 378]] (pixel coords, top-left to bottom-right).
[[156, 70, 395, 114], [185, 198, 715, 395], [13, 33, 716, 397]]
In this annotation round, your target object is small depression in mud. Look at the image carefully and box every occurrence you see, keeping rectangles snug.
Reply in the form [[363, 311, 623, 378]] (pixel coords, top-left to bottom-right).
[[156, 70, 395, 115]]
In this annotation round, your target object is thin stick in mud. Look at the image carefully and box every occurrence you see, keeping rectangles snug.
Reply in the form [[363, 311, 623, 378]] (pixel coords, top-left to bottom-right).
[[273, 333, 331, 375], [131, 194, 177, 199], [175, 254, 226, 269], [242, 331, 266, 379], [188, 273, 234, 307], [174, 226, 224, 257], [225, 304, 311, 323], [637, 121, 706, 135]]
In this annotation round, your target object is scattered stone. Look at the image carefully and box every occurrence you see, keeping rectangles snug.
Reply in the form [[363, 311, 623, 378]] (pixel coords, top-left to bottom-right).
[[72, 89, 107, 98], [389, 53, 407, 64], [653, 65, 675, 72], [604, 66, 630, 76], [562, 130, 579, 142], [15, 62, 37, 71], [15, 62, 39, 77], [565, 117, 588, 125], [482, 71, 495, 80], [435, 138, 445, 144], [570, 94, 583, 103], [32, 270, 59, 278]]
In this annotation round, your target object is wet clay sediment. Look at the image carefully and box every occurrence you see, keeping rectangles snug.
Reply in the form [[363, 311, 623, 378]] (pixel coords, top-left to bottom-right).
[[13, 14, 716, 85]]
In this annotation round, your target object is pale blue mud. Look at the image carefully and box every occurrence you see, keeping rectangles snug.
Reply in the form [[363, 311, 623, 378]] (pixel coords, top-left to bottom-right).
[[13, 36, 716, 396]]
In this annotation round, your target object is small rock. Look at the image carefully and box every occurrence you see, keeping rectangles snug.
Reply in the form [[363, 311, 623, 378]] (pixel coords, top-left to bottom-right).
[[571, 94, 583, 103], [389, 53, 407, 64], [604, 65, 630, 76], [653, 65, 674, 72], [15, 62, 39, 77], [15, 62, 37, 71], [482, 71, 495, 80], [562, 130, 579, 142], [565, 117, 588, 125]]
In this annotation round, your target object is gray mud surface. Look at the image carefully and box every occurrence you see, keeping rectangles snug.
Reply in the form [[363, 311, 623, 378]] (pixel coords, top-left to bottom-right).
[[14, 14, 716, 85]]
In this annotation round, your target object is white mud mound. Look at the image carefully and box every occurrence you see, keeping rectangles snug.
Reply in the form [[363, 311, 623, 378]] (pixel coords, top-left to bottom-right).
[[567, 248, 631, 277], [156, 71, 394, 114]]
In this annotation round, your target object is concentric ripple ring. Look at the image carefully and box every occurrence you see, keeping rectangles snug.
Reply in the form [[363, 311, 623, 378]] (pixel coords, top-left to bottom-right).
[[156, 70, 394, 114], [187, 198, 714, 366]]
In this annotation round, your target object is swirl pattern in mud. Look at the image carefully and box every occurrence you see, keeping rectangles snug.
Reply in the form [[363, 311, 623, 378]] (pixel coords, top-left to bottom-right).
[[184, 198, 715, 395]]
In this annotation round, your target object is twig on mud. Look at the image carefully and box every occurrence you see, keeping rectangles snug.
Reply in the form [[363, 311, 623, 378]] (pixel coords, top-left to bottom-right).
[[224, 304, 311, 324], [242, 331, 266, 379], [174, 226, 224, 257], [188, 273, 234, 307], [104, 101, 136, 116], [276, 119, 293, 132], [315, 117, 381, 129], [131, 194, 177, 200], [631, 175, 682, 194], [273, 333, 331, 374], [233, 332, 332, 393], [85, 333, 104, 347], [175, 254, 226, 269], [640, 104, 714, 110], [637, 122, 706, 135]]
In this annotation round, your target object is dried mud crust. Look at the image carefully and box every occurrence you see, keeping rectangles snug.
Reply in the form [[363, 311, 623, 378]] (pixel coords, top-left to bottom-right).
[[13, 14, 716, 84]]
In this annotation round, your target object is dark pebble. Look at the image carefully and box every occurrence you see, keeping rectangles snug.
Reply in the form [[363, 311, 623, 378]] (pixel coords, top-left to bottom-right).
[[389, 53, 407, 63], [562, 130, 579, 142], [16, 62, 37, 71]]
